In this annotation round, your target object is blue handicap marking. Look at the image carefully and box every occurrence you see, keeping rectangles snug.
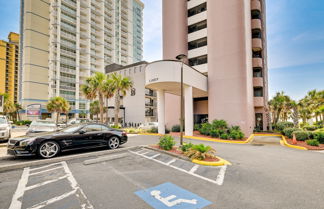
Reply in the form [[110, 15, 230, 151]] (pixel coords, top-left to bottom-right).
[[135, 182, 212, 209]]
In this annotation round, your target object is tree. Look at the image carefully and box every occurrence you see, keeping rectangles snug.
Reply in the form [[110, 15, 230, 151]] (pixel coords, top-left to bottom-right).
[[81, 72, 113, 123], [14, 103, 23, 121], [3, 100, 16, 121], [268, 92, 291, 124], [47, 97, 70, 125], [110, 72, 133, 126], [90, 100, 100, 120]]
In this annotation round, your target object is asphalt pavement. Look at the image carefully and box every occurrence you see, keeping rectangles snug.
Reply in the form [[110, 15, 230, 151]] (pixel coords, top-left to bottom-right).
[[0, 135, 324, 209]]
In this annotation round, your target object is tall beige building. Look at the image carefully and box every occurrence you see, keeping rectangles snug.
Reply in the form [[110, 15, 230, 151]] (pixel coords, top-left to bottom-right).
[[19, 0, 144, 119]]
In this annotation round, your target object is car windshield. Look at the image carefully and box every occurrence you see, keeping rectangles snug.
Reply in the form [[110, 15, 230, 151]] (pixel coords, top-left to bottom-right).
[[31, 121, 56, 127], [61, 124, 83, 133], [0, 118, 7, 124]]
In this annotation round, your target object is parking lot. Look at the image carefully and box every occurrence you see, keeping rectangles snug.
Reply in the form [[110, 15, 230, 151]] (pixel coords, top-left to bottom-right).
[[1, 135, 324, 209]]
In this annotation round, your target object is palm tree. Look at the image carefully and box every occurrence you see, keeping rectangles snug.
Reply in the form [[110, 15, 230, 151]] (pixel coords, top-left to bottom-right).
[[268, 92, 291, 124], [290, 100, 299, 128], [62, 104, 71, 125], [3, 100, 16, 121], [81, 72, 112, 123], [298, 98, 311, 124], [110, 73, 133, 126], [47, 97, 70, 125], [14, 103, 23, 121], [90, 100, 100, 120]]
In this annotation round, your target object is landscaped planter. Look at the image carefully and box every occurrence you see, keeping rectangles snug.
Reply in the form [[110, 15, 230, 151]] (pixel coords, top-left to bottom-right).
[[285, 137, 324, 150]]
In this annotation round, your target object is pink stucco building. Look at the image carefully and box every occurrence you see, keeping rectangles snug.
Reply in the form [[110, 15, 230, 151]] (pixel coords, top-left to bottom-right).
[[145, 0, 269, 136]]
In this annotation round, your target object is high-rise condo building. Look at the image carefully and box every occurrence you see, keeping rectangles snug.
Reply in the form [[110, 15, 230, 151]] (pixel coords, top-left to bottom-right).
[[19, 0, 144, 119], [0, 32, 19, 103], [145, 0, 268, 135]]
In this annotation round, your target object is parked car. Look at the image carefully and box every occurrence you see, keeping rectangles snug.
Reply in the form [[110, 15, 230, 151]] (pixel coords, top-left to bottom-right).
[[67, 118, 91, 126], [26, 120, 58, 136], [7, 123, 127, 158], [139, 122, 158, 130], [0, 116, 12, 141]]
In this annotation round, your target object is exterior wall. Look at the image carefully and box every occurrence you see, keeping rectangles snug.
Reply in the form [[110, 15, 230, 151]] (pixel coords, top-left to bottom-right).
[[207, 0, 255, 135], [20, 0, 144, 119], [194, 100, 208, 115]]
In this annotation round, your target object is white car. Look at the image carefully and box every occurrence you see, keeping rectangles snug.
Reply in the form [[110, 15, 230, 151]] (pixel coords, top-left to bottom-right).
[[0, 116, 12, 141], [139, 122, 158, 130]]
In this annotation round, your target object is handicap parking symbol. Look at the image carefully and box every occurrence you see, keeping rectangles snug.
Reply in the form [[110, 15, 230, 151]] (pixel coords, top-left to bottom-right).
[[135, 182, 212, 209]]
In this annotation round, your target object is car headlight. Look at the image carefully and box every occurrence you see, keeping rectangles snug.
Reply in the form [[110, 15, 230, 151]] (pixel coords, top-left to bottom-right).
[[19, 137, 36, 146]]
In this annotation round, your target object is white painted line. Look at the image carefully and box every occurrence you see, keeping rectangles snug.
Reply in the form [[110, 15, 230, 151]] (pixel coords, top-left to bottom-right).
[[189, 164, 199, 174], [139, 151, 150, 155], [8, 167, 30, 209], [149, 153, 160, 159], [29, 166, 63, 176], [27, 189, 77, 209], [83, 153, 128, 165], [26, 174, 69, 191], [29, 162, 62, 172], [215, 165, 227, 186], [165, 159, 176, 165]]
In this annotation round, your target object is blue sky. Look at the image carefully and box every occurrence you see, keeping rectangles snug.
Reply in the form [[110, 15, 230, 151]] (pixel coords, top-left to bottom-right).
[[1, 0, 323, 101]]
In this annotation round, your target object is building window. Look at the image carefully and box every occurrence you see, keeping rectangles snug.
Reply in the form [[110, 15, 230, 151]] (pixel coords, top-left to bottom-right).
[[254, 87, 263, 97], [188, 20, 207, 34], [188, 2, 206, 17], [255, 113, 263, 130], [251, 10, 261, 19], [188, 37, 207, 50], [189, 55, 207, 66], [252, 50, 262, 58], [253, 68, 263, 77], [252, 29, 262, 39]]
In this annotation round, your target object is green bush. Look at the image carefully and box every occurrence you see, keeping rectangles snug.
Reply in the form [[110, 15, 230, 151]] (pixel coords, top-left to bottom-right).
[[15, 120, 32, 126], [275, 122, 294, 133], [181, 142, 193, 152], [148, 127, 158, 133], [303, 125, 318, 131], [199, 123, 212, 135], [306, 139, 319, 147], [229, 129, 244, 140], [230, 126, 241, 131], [210, 129, 220, 138], [313, 132, 324, 144], [171, 125, 181, 132], [191, 144, 213, 153], [220, 133, 229, 139], [211, 119, 228, 130], [194, 124, 201, 131], [158, 135, 175, 151], [283, 128, 301, 139], [293, 131, 310, 141]]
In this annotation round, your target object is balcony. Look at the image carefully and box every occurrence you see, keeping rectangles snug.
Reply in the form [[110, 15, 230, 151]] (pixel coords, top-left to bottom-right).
[[251, 0, 261, 11], [253, 77, 263, 87], [251, 19, 262, 30], [252, 38, 263, 51], [188, 45, 207, 59], [188, 11, 207, 26], [254, 97, 264, 107], [253, 58, 263, 68]]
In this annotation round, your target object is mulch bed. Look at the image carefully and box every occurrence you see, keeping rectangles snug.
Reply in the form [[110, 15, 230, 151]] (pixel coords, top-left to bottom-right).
[[149, 145, 219, 162], [285, 138, 324, 150], [169, 131, 247, 141]]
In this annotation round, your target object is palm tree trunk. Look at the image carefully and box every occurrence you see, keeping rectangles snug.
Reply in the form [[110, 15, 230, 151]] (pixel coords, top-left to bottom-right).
[[56, 112, 59, 125], [99, 94, 104, 123], [114, 91, 120, 126]]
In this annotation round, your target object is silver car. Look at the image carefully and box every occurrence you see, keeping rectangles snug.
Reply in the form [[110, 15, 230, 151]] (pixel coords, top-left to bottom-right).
[[26, 120, 58, 136], [0, 116, 11, 141]]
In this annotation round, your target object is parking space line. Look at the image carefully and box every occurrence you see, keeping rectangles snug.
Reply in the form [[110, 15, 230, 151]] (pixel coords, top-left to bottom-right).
[[189, 165, 199, 174], [29, 166, 63, 176], [25, 175, 69, 191], [8, 167, 30, 209], [129, 149, 227, 186], [166, 159, 176, 165], [149, 154, 160, 159], [29, 162, 62, 172]]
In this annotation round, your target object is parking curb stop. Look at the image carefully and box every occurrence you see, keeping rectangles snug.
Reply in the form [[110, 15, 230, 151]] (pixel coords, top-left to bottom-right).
[[192, 156, 232, 167]]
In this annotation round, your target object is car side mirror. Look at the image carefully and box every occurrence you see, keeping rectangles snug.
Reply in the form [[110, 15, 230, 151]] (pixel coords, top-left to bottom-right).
[[79, 130, 86, 134]]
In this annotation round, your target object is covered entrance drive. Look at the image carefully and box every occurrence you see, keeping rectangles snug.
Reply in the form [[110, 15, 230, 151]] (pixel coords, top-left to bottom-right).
[[145, 60, 208, 136]]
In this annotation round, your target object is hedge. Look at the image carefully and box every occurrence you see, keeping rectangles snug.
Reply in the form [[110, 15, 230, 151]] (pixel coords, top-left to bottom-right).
[[293, 131, 310, 141]]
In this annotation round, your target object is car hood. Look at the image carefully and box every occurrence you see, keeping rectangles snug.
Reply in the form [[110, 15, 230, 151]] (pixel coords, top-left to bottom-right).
[[28, 126, 56, 132], [0, 123, 10, 128], [18, 131, 72, 139]]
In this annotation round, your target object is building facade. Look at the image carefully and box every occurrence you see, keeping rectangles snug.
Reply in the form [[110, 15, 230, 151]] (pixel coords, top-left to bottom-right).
[[19, 0, 144, 119], [104, 62, 157, 125], [145, 0, 268, 136], [0, 32, 19, 103]]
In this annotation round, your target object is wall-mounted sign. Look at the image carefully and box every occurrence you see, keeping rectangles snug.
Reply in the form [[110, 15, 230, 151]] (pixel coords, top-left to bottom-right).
[[131, 88, 136, 96], [149, 78, 159, 83], [27, 104, 42, 116]]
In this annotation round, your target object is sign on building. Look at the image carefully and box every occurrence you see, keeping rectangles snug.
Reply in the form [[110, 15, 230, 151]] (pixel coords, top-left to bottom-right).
[[0, 95, 3, 113], [26, 104, 42, 117]]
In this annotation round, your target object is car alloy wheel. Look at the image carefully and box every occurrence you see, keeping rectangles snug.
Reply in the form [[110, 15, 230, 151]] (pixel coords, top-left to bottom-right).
[[108, 136, 120, 149], [39, 141, 60, 158]]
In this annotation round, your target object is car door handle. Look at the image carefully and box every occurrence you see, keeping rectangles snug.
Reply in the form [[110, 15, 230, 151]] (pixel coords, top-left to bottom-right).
[[97, 133, 103, 136]]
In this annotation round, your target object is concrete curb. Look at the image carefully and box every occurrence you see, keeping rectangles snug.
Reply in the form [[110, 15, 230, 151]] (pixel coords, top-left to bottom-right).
[[192, 156, 232, 166], [144, 146, 190, 161], [0, 146, 142, 173], [280, 135, 308, 150]]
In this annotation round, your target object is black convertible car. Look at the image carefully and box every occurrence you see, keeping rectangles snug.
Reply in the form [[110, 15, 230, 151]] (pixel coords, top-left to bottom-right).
[[7, 123, 127, 158]]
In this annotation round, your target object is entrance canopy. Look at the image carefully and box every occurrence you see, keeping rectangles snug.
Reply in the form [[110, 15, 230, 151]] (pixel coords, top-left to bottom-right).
[[145, 60, 208, 97]]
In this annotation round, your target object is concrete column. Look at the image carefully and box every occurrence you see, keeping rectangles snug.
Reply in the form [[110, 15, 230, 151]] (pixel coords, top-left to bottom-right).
[[157, 90, 165, 134], [184, 86, 193, 136]]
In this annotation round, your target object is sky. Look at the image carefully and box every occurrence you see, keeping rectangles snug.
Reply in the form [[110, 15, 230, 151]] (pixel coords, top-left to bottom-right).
[[1, 0, 323, 101]]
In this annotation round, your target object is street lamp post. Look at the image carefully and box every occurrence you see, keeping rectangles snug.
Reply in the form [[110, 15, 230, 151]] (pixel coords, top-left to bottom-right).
[[175, 54, 187, 146]]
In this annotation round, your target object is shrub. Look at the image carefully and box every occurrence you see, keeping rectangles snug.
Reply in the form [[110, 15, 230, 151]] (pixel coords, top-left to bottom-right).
[[184, 144, 216, 160], [171, 125, 181, 132], [158, 135, 175, 151], [313, 132, 324, 144], [229, 129, 244, 140], [181, 142, 193, 152], [283, 128, 301, 139], [220, 133, 229, 139], [211, 119, 228, 130], [230, 126, 241, 131], [111, 124, 122, 129], [210, 129, 220, 138], [303, 125, 318, 131], [199, 123, 212, 135], [275, 122, 294, 133], [194, 124, 201, 131], [148, 127, 158, 133], [293, 131, 310, 141], [306, 139, 320, 147], [165, 127, 170, 134]]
